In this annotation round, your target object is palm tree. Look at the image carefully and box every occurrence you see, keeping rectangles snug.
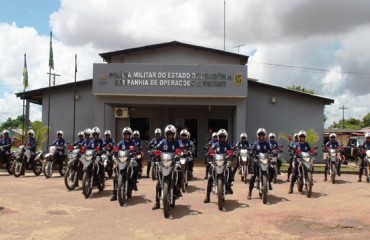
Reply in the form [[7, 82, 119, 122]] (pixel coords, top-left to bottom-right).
[[31, 121, 48, 151]]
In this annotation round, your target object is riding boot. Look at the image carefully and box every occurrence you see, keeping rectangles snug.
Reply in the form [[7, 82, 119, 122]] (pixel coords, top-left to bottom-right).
[[152, 182, 161, 210], [110, 190, 117, 201], [288, 181, 294, 194], [203, 192, 210, 203], [324, 171, 327, 181], [247, 191, 252, 200], [146, 160, 151, 178], [152, 200, 160, 210], [204, 164, 210, 179], [358, 175, 362, 182]]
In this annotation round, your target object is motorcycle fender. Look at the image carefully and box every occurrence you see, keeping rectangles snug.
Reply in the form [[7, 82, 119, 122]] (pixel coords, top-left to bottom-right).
[[302, 161, 312, 170], [83, 160, 93, 171], [216, 166, 224, 175], [161, 166, 173, 177], [118, 162, 128, 171], [35, 152, 43, 161], [259, 163, 268, 172]]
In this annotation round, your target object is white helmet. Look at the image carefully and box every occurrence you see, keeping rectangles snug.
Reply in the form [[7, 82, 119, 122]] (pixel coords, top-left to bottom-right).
[[268, 132, 276, 138], [329, 133, 336, 138], [78, 131, 84, 137], [56, 130, 64, 136], [154, 128, 162, 136], [104, 130, 111, 136], [122, 127, 133, 136], [294, 133, 298, 138], [212, 132, 218, 138], [92, 127, 101, 135], [180, 129, 188, 137], [240, 133, 247, 140], [298, 130, 307, 138], [164, 125, 177, 138], [256, 128, 266, 137], [186, 131, 191, 139], [85, 128, 92, 136], [365, 132, 370, 138], [28, 130, 35, 135], [133, 130, 140, 138], [217, 129, 228, 140], [2, 130, 9, 135]]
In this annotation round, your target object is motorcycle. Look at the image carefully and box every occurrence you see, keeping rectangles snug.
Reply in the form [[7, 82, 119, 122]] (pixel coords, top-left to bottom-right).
[[177, 148, 193, 193], [253, 152, 270, 204], [147, 144, 160, 181], [132, 147, 144, 178], [359, 148, 370, 183], [324, 145, 342, 184], [12, 145, 43, 177], [209, 149, 234, 210], [0, 146, 14, 175], [270, 145, 283, 184], [237, 148, 252, 184], [64, 145, 84, 191], [292, 146, 318, 198], [156, 149, 182, 218], [43, 145, 68, 178], [102, 144, 114, 178], [81, 146, 105, 198], [114, 146, 137, 207]]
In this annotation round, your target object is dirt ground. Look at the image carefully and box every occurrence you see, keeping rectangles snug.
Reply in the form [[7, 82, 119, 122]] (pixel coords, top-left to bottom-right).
[[0, 163, 369, 240]]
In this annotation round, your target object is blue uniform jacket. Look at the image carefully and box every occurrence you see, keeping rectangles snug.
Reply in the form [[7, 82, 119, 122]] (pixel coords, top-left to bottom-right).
[[156, 139, 180, 153], [0, 137, 12, 151], [117, 140, 136, 151], [26, 138, 37, 152], [213, 141, 232, 154], [251, 140, 271, 155], [293, 141, 311, 152], [236, 140, 250, 149]]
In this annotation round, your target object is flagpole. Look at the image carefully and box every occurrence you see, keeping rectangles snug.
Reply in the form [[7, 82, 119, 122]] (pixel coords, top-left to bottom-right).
[[22, 89, 25, 144], [72, 54, 77, 143], [47, 66, 51, 150]]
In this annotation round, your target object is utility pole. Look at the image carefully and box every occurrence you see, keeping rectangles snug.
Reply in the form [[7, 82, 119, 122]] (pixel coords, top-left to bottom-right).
[[339, 105, 348, 129], [46, 72, 60, 150], [46, 72, 61, 86]]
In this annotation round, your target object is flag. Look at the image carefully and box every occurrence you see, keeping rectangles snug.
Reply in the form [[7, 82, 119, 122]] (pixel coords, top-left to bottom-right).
[[23, 54, 28, 90], [49, 31, 54, 70], [75, 54, 77, 73]]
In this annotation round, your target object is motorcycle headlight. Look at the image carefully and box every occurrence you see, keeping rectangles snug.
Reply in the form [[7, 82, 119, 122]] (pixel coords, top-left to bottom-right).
[[215, 159, 224, 167], [136, 154, 142, 159], [260, 159, 269, 165], [162, 159, 172, 168], [85, 150, 93, 161], [119, 156, 128, 163]]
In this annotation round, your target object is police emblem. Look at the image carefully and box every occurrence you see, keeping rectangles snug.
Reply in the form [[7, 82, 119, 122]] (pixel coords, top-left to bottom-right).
[[234, 74, 243, 86]]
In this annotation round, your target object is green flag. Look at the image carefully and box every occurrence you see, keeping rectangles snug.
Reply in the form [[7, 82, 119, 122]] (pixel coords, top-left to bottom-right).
[[23, 53, 28, 90], [49, 31, 54, 70]]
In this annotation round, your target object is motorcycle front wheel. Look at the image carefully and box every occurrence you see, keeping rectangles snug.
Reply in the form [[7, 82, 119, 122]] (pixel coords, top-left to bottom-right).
[[12, 160, 23, 177], [331, 164, 336, 184], [217, 178, 223, 211], [262, 174, 268, 204], [306, 172, 313, 198], [151, 163, 156, 181], [117, 173, 127, 206], [58, 159, 67, 176], [82, 172, 93, 198], [163, 177, 170, 218], [33, 160, 42, 176], [64, 167, 78, 191], [43, 161, 53, 178]]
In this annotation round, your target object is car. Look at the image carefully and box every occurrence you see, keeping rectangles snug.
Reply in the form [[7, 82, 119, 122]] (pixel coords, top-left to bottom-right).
[[343, 136, 365, 161]]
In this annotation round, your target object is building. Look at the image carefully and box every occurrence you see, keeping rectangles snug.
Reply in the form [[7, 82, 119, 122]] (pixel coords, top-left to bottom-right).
[[16, 41, 334, 161]]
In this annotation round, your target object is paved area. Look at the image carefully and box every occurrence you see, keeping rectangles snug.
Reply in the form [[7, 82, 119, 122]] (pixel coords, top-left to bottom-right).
[[0, 164, 369, 240]]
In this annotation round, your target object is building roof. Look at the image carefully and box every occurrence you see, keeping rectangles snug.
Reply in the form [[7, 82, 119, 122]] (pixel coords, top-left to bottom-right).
[[324, 128, 365, 135], [16, 79, 334, 105], [248, 80, 334, 105], [15, 79, 91, 104], [99, 40, 249, 64]]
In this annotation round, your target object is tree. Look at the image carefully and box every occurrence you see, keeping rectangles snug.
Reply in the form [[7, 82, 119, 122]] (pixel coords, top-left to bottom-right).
[[0, 116, 25, 130], [278, 128, 319, 146], [330, 118, 363, 129], [287, 85, 315, 94], [363, 112, 370, 127], [31, 121, 48, 151]]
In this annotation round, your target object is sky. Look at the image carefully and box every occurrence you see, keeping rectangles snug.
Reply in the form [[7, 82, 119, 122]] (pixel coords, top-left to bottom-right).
[[0, 0, 370, 128]]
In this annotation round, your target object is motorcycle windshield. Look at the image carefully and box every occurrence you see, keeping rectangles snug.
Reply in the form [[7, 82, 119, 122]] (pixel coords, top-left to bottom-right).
[[240, 149, 248, 159]]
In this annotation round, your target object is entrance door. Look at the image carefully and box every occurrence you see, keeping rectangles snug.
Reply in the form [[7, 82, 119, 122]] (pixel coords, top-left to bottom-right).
[[208, 119, 228, 134]]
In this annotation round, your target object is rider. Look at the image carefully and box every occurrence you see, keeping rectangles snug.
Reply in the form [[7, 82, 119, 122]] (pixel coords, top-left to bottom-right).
[[324, 133, 343, 181], [110, 127, 138, 201], [178, 129, 195, 175], [86, 127, 105, 185], [0, 130, 13, 164], [23, 130, 37, 175], [204, 132, 218, 179], [103, 130, 115, 147], [132, 130, 143, 176], [147, 128, 164, 178], [247, 128, 272, 200], [204, 129, 233, 203], [357, 132, 370, 182], [83, 128, 92, 147], [233, 132, 251, 180], [269, 132, 282, 175], [152, 124, 180, 210], [287, 133, 299, 182], [289, 130, 311, 193], [73, 131, 85, 147], [51, 130, 67, 163]]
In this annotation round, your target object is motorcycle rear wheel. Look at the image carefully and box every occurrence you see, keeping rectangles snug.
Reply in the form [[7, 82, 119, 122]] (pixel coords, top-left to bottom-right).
[[217, 178, 223, 211], [262, 174, 268, 204], [43, 161, 53, 178], [331, 164, 336, 184], [117, 173, 127, 206], [82, 172, 93, 198], [12, 161, 22, 177], [163, 177, 170, 218], [306, 172, 313, 198], [33, 160, 42, 176], [64, 167, 78, 191]]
